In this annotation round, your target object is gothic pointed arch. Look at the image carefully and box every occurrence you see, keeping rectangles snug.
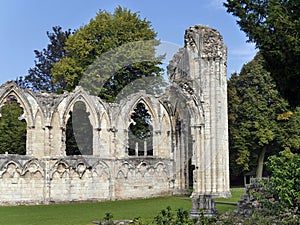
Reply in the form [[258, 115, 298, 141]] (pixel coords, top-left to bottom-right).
[[99, 112, 111, 157], [91, 160, 111, 180], [50, 159, 70, 179], [71, 159, 90, 179], [58, 88, 102, 156], [158, 113, 172, 158], [100, 112, 110, 130], [127, 100, 154, 157], [0, 81, 36, 127], [117, 92, 157, 128], [22, 159, 45, 179], [34, 109, 45, 128], [61, 87, 100, 128], [0, 159, 23, 175], [65, 101, 93, 155], [129, 97, 156, 122]]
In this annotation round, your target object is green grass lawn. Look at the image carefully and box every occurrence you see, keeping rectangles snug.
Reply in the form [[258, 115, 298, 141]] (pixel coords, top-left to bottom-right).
[[216, 187, 245, 203], [215, 187, 245, 214], [0, 188, 244, 225]]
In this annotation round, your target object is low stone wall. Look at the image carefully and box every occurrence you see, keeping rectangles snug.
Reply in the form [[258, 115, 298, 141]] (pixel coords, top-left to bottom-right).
[[237, 178, 269, 216], [0, 155, 174, 205]]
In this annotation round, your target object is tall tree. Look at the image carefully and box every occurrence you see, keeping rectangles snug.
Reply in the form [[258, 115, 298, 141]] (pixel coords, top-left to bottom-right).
[[52, 6, 164, 101], [228, 53, 289, 177], [17, 26, 72, 92], [224, 0, 300, 107]]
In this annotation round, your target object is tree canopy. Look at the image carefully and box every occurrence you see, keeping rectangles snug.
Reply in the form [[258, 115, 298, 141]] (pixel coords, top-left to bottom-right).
[[228, 53, 289, 177], [52, 6, 163, 101], [224, 0, 300, 107], [8, 7, 164, 155], [17, 26, 72, 92], [278, 107, 300, 153]]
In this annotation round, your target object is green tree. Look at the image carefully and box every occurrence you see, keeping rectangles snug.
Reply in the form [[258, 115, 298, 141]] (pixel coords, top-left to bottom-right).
[[128, 102, 153, 156], [277, 107, 300, 153], [0, 97, 27, 155], [11, 7, 163, 156], [228, 53, 289, 177], [17, 26, 72, 92], [224, 0, 300, 107], [52, 7, 163, 101]]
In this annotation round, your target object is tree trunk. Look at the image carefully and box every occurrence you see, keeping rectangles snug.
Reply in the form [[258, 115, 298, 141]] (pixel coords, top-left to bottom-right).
[[256, 146, 266, 178]]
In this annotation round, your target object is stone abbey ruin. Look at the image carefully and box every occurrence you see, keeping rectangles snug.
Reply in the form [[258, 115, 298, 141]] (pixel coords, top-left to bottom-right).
[[0, 25, 230, 210]]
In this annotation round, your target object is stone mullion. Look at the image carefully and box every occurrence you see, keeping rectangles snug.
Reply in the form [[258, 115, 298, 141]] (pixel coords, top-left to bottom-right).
[[93, 128, 101, 156], [44, 126, 51, 157], [191, 124, 202, 195], [43, 158, 51, 204], [174, 120, 183, 193], [182, 122, 189, 191], [26, 126, 33, 156]]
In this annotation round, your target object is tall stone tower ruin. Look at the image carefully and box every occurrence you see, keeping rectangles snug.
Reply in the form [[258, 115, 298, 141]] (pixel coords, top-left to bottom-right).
[[168, 25, 230, 214]]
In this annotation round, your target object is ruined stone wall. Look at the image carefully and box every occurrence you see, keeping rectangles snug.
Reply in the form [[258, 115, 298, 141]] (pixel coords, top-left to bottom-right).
[[0, 83, 175, 205], [0, 155, 173, 205], [0, 25, 230, 206]]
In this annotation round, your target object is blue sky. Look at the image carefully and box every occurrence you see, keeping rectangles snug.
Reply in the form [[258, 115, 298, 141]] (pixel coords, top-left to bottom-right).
[[0, 0, 257, 84]]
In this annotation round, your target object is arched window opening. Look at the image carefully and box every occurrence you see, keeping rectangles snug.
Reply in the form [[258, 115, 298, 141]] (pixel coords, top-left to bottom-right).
[[66, 101, 93, 156], [0, 95, 27, 155], [128, 102, 153, 156]]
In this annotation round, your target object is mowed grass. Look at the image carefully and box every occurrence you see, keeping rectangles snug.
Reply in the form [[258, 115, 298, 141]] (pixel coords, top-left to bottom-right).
[[216, 187, 245, 203], [0, 188, 244, 225], [216, 187, 245, 214]]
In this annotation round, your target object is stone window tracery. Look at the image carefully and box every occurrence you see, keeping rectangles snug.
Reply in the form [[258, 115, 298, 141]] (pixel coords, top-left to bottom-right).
[[128, 102, 153, 157]]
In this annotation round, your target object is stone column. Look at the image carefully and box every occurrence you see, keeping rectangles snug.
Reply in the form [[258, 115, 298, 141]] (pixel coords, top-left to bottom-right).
[[168, 25, 230, 216]]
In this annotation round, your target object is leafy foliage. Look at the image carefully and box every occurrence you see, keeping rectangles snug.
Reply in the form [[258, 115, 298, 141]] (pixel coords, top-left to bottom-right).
[[225, 152, 300, 224], [0, 98, 26, 154], [128, 102, 153, 156], [265, 151, 300, 213], [52, 7, 164, 101], [224, 0, 300, 107], [228, 53, 289, 176], [153, 206, 217, 225], [17, 26, 72, 92], [99, 212, 114, 225], [278, 107, 300, 152]]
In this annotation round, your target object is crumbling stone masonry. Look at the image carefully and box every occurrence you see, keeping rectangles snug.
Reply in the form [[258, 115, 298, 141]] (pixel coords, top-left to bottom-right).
[[0, 25, 230, 208]]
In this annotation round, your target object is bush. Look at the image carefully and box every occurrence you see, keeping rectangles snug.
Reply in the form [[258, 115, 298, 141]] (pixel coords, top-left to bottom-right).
[[266, 151, 300, 213]]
